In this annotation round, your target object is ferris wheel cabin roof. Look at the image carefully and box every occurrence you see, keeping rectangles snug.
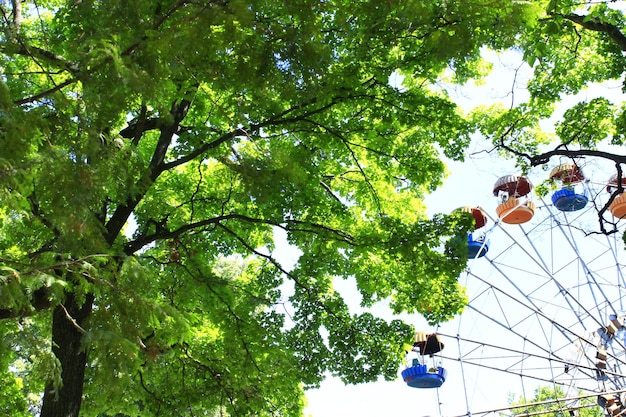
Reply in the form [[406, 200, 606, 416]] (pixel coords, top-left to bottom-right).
[[549, 163, 586, 184], [492, 174, 533, 198]]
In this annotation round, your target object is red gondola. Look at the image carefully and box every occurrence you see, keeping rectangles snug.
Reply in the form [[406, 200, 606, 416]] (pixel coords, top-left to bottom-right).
[[458, 206, 489, 258]]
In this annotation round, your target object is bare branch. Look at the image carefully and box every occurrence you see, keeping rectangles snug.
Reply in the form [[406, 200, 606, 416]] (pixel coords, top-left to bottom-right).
[[596, 163, 623, 235], [528, 148, 626, 167], [59, 303, 87, 334]]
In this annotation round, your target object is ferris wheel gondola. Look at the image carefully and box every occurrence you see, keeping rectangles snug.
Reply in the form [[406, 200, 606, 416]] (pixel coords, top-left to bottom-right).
[[458, 206, 490, 259], [549, 163, 588, 212], [607, 173, 626, 219], [493, 175, 536, 224], [401, 332, 447, 389]]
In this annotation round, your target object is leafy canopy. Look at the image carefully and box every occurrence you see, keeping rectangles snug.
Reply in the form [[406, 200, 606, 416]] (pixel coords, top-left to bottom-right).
[[4, 0, 620, 416], [509, 385, 602, 417]]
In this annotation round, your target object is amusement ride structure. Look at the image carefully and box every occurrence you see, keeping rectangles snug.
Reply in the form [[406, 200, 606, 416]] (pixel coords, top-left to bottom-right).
[[401, 162, 626, 417]]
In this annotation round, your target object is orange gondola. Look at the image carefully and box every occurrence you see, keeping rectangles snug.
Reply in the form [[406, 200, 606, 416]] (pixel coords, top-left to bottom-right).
[[493, 175, 535, 224], [495, 198, 536, 224], [607, 174, 626, 219]]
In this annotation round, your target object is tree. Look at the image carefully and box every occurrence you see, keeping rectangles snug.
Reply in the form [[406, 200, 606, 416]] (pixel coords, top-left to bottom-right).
[[509, 385, 603, 417], [0, 1, 546, 416]]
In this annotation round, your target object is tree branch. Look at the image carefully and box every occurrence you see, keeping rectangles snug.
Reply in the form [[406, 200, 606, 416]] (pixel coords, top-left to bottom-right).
[[303, 117, 383, 215], [560, 13, 626, 51], [124, 213, 355, 255], [118, 116, 162, 139], [0, 43, 81, 73], [10, 0, 21, 38], [11, 0, 194, 106], [217, 224, 350, 327], [59, 303, 87, 334], [104, 98, 192, 245], [528, 148, 626, 167], [160, 92, 368, 172], [14, 78, 77, 106], [596, 163, 623, 235]]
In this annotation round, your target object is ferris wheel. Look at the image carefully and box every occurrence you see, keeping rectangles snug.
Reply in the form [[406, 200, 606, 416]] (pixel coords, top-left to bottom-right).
[[401, 162, 626, 417]]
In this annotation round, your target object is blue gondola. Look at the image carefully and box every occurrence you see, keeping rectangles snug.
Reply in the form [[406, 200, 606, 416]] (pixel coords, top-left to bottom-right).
[[403, 333, 446, 388], [551, 188, 588, 212], [401, 364, 447, 388], [457, 207, 489, 259], [468, 233, 489, 258], [549, 163, 588, 212]]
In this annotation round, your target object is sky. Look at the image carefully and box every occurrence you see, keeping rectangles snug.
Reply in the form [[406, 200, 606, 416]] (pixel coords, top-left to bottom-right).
[[301, 49, 626, 417]]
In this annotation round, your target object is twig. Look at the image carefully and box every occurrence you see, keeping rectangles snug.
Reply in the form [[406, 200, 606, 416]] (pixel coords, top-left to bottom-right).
[[59, 303, 87, 334]]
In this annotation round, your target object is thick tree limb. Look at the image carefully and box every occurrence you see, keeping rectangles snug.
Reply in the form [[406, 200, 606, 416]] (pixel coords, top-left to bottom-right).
[[560, 13, 626, 51], [40, 292, 94, 417], [119, 117, 163, 139], [527, 148, 626, 167], [10, 0, 21, 38], [104, 98, 192, 245], [0, 43, 81, 73]]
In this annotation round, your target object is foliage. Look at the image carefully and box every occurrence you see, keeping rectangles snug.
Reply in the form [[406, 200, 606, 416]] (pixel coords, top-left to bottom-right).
[[4, 0, 626, 416], [0, 1, 546, 416], [508, 385, 602, 417]]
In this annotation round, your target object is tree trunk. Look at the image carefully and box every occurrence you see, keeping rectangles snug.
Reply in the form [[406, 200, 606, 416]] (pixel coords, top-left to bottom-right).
[[40, 292, 94, 417]]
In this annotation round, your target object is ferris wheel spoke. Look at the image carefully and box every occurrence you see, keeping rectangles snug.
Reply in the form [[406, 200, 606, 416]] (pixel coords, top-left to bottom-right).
[[551, 217, 624, 319], [467, 270, 598, 350], [484, 236, 608, 336]]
